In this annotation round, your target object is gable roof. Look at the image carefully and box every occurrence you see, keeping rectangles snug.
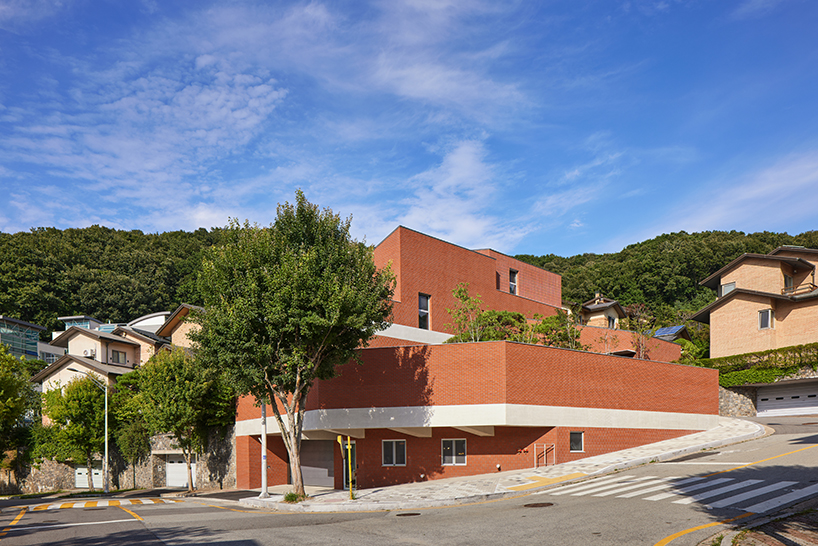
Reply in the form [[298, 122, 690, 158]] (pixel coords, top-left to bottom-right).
[[653, 325, 691, 342], [690, 288, 798, 324], [51, 326, 141, 349], [113, 326, 169, 346], [31, 354, 134, 384], [581, 296, 626, 319], [155, 303, 204, 337], [699, 253, 815, 290]]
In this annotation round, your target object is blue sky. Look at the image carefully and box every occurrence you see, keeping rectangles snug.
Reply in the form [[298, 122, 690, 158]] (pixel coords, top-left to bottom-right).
[[1, 0, 817, 256]]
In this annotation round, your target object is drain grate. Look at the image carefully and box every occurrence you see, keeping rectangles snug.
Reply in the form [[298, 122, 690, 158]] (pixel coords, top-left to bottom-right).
[[395, 512, 421, 517], [523, 502, 554, 508]]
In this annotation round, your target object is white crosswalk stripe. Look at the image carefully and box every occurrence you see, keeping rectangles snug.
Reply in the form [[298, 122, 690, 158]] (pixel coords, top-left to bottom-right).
[[644, 478, 734, 501], [542, 475, 818, 513]]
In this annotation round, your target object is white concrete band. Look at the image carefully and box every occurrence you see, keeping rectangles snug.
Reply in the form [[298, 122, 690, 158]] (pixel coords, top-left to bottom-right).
[[235, 403, 719, 437]]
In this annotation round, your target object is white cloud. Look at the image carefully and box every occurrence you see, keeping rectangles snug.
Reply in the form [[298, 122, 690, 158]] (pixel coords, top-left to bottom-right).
[[0, 0, 73, 32], [731, 0, 787, 19]]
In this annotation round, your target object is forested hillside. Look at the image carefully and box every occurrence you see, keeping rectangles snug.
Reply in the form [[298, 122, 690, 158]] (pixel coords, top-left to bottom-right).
[[2, 225, 817, 343], [516, 230, 818, 325], [0, 226, 221, 336]]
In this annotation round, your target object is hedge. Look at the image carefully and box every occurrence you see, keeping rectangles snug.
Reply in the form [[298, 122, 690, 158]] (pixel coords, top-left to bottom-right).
[[694, 342, 818, 388]]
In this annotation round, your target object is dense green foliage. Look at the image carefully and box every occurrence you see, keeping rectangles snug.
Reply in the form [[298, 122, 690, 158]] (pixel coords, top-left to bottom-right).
[[692, 341, 818, 387], [35, 376, 108, 489], [445, 283, 585, 349], [192, 191, 395, 495], [118, 348, 235, 492], [516, 230, 818, 323], [0, 346, 37, 470], [0, 226, 221, 336]]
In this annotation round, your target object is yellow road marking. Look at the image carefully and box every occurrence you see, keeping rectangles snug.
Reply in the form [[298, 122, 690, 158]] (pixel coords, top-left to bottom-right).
[[119, 506, 143, 521], [0, 507, 27, 539], [85, 501, 98, 508], [704, 444, 818, 477], [108, 500, 120, 507], [32, 505, 50, 511], [508, 472, 588, 491], [59, 502, 75, 509], [653, 513, 754, 546], [130, 499, 143, 505]]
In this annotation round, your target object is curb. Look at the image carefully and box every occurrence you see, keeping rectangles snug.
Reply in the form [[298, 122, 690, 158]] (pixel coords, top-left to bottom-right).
[[238, 420, 768, 513]]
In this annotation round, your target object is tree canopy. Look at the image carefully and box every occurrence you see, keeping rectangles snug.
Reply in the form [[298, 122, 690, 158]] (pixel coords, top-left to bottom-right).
[[192, 191, 395, 495]]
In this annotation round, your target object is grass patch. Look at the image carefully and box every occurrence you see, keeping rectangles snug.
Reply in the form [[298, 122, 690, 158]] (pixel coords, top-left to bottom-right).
[[283, 492, 308, 503]]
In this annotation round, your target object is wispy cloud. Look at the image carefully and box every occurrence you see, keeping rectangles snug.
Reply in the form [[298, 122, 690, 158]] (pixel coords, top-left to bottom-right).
[[731, 0, 787, 19], [0, 0, 72, 32]]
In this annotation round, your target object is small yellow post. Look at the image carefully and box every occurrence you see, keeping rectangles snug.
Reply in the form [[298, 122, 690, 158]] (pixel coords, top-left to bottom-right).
[[346, 436, 353, 500]]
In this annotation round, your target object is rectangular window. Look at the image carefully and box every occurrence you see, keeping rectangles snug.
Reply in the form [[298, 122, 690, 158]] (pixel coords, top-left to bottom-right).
[[509, 270, 518, 295], [442, 439, 466, 465], [382, 440, 406, 466], [111, 350, 126, 364], [570, 431, 584, 452], [759, 309, 774, 330], [418, 293, 430, 330], [607, 316, 616, 329], [719, 282, 736, 297], [784, 274, 794, 293]]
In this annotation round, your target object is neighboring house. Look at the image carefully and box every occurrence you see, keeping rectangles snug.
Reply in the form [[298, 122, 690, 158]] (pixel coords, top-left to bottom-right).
[[653, 325, 691, 343], [234, 226, 717, 491], [578, 293, 626, 329], [692, 245, 818, 417], [154, 304, 202, 349], [0, 316, 45, 360]]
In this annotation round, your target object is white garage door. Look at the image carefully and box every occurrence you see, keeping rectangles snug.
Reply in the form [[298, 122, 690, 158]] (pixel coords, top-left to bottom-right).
[[757, 381, 818, 417], [75, 463, 102, 489], [166, 456, 196, 488]]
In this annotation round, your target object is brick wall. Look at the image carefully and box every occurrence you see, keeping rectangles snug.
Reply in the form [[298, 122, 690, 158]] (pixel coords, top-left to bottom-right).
[[579, 325, 682, 362], [710, 293, 776, 357], [374, 227, 561, 333]]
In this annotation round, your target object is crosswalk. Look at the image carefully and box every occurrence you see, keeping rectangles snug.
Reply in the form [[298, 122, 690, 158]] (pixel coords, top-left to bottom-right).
[[536, 474, 818, 513], [29, 498, 184, 511]]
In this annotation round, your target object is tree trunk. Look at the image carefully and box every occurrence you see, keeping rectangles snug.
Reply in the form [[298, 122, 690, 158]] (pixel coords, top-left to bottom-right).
[[86, 456, 95, 490], [269, 388, 307, 496], [132, 460, 137, 489], [184, 449, 194, 493], [285, 425, 304, 495]]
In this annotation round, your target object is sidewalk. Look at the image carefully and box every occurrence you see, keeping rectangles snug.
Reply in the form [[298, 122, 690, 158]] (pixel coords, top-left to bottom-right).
[[240, 416, 766, 512]]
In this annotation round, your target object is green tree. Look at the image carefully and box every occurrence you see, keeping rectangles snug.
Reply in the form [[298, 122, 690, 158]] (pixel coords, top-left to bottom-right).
[[192, 191, 395, 495], [129, 348, 234, 492], [112, 372, 151, 489], [36, 376, 107, 490], [534, 310, 587, 350], [446, 283, 486, 342], [0, 346, 35, 467]]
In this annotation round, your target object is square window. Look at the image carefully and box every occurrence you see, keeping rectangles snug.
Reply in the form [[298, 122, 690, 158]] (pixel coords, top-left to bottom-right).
[[418, 294, 430, 330], [759, 309, 774, 330], [442, 439, 466, 465], [569, 431, 584, 452], [509, 270, 518, 295], [382, 440, 406, 466]]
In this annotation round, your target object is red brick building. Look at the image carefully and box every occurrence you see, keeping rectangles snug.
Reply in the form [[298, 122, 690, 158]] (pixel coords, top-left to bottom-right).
[[234, 227, 718, 490]]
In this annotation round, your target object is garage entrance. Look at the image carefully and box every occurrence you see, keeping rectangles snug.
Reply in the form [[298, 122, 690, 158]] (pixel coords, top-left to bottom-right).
[[300, 440, 334, 487], [75, 463, 102, 489], [166, 456, 196, 488], [757, 380, 818, 417]]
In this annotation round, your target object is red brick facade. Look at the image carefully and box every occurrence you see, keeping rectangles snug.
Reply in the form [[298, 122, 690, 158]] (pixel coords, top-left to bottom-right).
[[234, 226, 718, 491]]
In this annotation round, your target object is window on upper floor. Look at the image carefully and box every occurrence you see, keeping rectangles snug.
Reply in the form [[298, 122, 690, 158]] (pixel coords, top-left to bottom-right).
[[759, 309, 774, 330], [418, 293, 430, 330], [111, 349, 126, 364], [607, 316, 616, 329], [509, 269, 518, 295], [719, 282, 736, 297], [784, 274, 794, 293]]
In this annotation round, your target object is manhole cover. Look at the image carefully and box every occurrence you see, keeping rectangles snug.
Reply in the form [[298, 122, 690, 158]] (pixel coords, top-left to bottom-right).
[[395, 512, 421, 517], [523, 502, 554, 508]]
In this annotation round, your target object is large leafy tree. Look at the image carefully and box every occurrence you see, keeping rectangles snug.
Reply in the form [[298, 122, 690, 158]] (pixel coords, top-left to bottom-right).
[[124, 348, 234, 493], [192, 191, 395, 495], [0, 346, 36, 467], [36, 376, 107, 490]]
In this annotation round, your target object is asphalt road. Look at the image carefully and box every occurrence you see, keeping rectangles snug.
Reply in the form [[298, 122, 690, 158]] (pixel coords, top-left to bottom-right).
[[1, 416, 816, 546]]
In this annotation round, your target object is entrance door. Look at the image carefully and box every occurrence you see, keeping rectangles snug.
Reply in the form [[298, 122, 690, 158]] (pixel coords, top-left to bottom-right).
[[341, 442, 356, 491], [300, 440, 334, 487], [166, 456, 196, 488], [757, 381, 818, 417]]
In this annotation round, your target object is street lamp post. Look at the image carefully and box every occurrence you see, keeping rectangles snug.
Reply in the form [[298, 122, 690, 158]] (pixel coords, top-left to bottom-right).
[[67, 368, 109, 494]]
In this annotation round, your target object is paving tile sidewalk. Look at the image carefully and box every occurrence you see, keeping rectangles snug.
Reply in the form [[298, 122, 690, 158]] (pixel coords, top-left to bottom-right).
[[241, 417, 765, 512]]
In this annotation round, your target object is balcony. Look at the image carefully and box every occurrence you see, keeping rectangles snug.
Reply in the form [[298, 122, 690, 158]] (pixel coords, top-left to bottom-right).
[[782, 283, 818, 296]]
